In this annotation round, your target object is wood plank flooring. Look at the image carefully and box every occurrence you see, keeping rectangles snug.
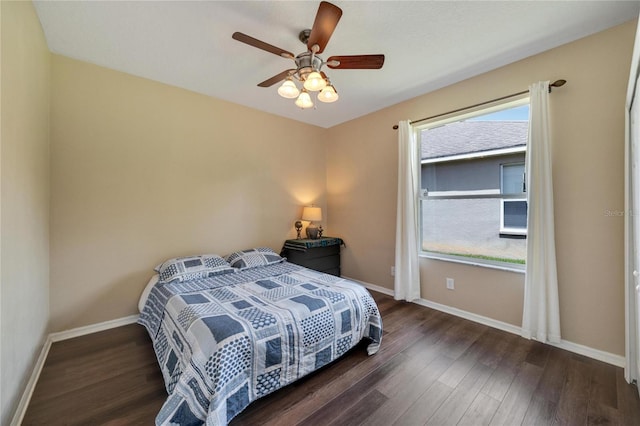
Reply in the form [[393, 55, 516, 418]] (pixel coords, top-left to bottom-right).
[[23, 291, 640, 425]]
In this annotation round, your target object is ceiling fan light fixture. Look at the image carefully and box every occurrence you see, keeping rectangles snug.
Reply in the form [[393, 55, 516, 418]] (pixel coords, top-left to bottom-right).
[[232, 2, 385, 111], [277, 78, 300, 99], [303, 71, 327, 92], [318, 84, 339, 103], [295, 90, 314, 109]]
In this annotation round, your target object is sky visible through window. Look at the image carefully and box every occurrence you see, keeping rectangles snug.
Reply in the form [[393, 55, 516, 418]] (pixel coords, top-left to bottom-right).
[[469, 104, 529, 121]]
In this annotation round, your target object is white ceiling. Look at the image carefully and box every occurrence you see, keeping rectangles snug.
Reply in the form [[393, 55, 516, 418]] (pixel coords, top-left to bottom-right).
[[33, 1, 639, 129]]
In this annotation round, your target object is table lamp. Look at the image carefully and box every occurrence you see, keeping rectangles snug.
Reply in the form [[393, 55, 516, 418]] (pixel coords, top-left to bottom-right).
[[302, 206, 322, 239]]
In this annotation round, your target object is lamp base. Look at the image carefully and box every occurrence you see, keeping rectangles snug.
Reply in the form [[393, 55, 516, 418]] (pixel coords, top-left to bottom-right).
[[306, 223, 319, 239]]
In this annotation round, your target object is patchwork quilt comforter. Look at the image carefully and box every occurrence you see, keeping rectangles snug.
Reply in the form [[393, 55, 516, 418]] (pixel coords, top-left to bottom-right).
[[138, 262, 382, 425]]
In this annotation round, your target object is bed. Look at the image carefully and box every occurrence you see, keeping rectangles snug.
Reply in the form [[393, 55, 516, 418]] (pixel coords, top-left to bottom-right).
[[138, 248, 383, 425]]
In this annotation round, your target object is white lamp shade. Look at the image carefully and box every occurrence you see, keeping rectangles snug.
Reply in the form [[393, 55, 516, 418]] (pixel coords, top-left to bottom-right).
[[277, 79, 300, 99], [301, 206, 322, 222], [318, 85, 339, 103], [303, 71, 327, 92], [295, 91, 314, 109]]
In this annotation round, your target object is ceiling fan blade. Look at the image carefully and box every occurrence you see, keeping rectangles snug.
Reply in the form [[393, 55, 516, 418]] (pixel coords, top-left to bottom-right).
[[307, 1, 342, 54], [258, 69, 296, 87], [232, 32, 294, 59], [326, 55, 385, 69]]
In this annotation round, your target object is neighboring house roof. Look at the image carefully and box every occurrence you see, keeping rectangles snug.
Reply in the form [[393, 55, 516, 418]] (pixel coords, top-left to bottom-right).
[[421, 121, 528, 160]]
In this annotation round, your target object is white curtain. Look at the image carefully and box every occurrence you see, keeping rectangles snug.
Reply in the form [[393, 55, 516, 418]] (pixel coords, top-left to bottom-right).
[[394, 120, 421, 301], [521, 81, 561, 344]]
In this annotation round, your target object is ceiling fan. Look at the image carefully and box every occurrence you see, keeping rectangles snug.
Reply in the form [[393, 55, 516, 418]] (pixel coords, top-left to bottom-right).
[[232, 1, 385, 109]]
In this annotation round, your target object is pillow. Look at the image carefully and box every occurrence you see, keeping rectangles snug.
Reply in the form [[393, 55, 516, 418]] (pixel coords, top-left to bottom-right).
[[155, 254, 235, 284], [226, 247, 285, 270]]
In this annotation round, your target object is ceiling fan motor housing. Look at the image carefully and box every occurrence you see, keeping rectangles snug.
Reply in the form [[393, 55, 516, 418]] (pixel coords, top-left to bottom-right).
[[295, 52, 323, 80]]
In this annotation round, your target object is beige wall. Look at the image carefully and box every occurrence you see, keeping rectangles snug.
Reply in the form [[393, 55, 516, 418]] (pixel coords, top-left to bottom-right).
[[326, 20, 636, 356], [49, 55, 326, 331], [0, 1, 51, 423]]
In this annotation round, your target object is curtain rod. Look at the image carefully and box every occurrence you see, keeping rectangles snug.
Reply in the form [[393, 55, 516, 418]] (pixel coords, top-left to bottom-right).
[[392, 79, 567, 130]]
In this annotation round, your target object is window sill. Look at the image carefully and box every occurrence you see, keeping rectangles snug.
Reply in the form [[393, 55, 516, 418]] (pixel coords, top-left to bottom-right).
[[419, 252, 526, 274], [499, 233, 527, 239]]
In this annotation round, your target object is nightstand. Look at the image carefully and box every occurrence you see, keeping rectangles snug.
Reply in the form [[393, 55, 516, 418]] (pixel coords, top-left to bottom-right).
[[281, 237, 344, 276]]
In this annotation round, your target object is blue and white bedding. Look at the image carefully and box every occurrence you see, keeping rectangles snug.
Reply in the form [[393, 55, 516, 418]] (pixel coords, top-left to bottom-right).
[[138, 261, 382, 425]]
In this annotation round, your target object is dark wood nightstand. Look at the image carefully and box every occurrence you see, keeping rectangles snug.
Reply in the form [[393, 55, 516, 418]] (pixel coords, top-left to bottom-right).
[[281, 237, 344, 276]]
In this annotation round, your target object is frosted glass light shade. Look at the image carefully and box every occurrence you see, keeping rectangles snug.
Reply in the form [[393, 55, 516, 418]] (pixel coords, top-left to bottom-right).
[[318, 85, 339, 103], [277, 79, 300, 99], [295, 91, 314, 109], [303, 71, 327, 92], [301, 206, 322, 222]]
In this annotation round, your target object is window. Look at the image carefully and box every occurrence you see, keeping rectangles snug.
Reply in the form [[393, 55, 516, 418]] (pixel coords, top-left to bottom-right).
[[501, 200, 527, 235], [500, 163, 527, 236], [501, 162, 525, 194], [419, 99, 528, 269]]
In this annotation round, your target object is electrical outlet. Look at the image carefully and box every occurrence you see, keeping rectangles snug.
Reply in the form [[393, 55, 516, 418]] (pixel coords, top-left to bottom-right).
[[391, 266, 395, 276], [446, 278, 455, 290]]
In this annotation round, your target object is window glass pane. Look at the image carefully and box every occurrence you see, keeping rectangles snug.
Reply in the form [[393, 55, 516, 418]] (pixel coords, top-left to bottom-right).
[[503, 200, 527, 229], [502, 163, 525, 194], [420, 101, 528, 267], [423, 198, 501, 251]]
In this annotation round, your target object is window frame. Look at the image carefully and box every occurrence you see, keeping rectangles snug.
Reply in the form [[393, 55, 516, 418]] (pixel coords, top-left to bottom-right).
[[416, 96, 529, 273], [500, 198, 528, 236], [499, 161, 528, 237]]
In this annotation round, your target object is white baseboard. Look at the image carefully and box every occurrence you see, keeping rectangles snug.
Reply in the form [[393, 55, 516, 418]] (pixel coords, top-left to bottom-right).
[[10, 314, 140, 425], [414, 298, 626, 367], [344, 276, 626, 368], [343, 275, 395, 297], [49, 314, 139, 342], [413, 298, 523, 336], [551, 339, 625, 368], [10, 336, 52, 426]]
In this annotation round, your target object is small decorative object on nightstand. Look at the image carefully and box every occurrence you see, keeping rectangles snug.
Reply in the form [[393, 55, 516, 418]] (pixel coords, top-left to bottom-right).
[[281, 236, 344, 276], [318, 225, 323, 238], [301, 206, 322, 239], [294, 220, 303, 239]]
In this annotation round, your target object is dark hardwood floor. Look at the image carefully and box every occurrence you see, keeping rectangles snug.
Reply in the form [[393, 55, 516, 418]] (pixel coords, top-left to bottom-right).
[[23, 291, 640, 425]]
